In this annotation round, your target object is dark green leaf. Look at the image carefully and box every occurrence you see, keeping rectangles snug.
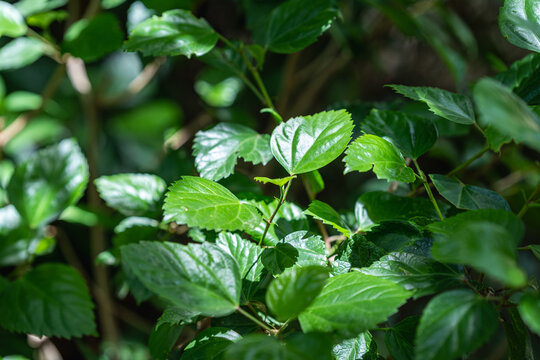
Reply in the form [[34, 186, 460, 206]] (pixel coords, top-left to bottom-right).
[[336, 234, 386, 269], [299, 272, 411, 337], [360, 252, 461, 299], [333, 332, 378, 360], [124, 9, 217, 57], [266, 265, 329, 321], [7, 138, 89, 228], [285, 332, 333, 360], [163, 176, 262, 232], [430, 174, 510, 210], [216, 232, 263, 282], [305, 200, 352, 237], [0, 1, 27, 37], [364, 221, 423, 252], [271, 110, 354, 175], [502, 307, 535, 360], [193, 123, 272, 181], [254, 0, 339, 54], [343, 134, 416, 183], [121, 241, 241, 316], [385, 316, 419, 360], [63, 13, 123, 61], [95, 173, 166, 216], [519, 293, 540, 336], [530, 244, 540, 261], [474, 78, 540, 153], [0, 263, 95, 338], [0, 37, 44, 70], [156, 306, 199, 328], [484, 125, 512, 152], [224, 335, 285, 360], [499, 0, 540, 52], [261, 243, 299, 276], [149, 322, 183, 360], [389, 85, 475, 125], [182, 327, 241, 360], [361, 109, 438, 159], [415, 290, 498, 360]]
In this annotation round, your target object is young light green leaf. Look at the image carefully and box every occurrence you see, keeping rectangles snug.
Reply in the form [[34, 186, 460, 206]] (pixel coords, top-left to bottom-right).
[[389, 85, 475, 125], [182, 327, 241, 360], [149, 322, 184, 360], [124, 9, 218, 57], [359, 252, 461, 299], [474, 78, 540, 153], [304, 200, 352, 237], [254, 0, 339, 54], [95, 173, 166, 216], [385, 316, 419, 360], [0, 263, 95, 338], [121, 241, 241, 316], [194, 123, 272, 181], [415, 290, 498, 360], [361, 109, 438, 159], [431, 221, 526, 287], [299, 272, 411, 337], [343, 134, 416, 183], [163, 176, 262, 232], [499, 0, 540, 52], [0, 37, 44, 71], [0, 1, 27, 37], [15, 0, 67, 17], [271, 110, 354, 175], [333, 332, 378, 360], [254, 175, 295, 187], [430, 174, 511, 211], [7, 138, 89, 228], [266, 265, 329, 321], [518, 293, 540, 337]]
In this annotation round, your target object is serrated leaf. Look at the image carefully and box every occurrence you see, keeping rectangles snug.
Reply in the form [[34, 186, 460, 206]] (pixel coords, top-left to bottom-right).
[[430, 174, 511, 210], [519, 293, 540, 336], [299, 272, 411, 337], [474, 78, 540, 153], [182, 327, 241, 360], [271, 110, 354, 175], [163, 176, 262, 232], [364, 221, 423, 253], [0, 263, 95, 338], [415, 290, 498, 360], [7, 138, 89, 228], [0, 1, 27, 37], [336, 234, 386, 269], [360, 252, 461, 299], [149, 322, 184, 360], [333, 332, 378, 360], [305, 200, 351, 237], [124, 9, 217, 57], [254, 0, 339, 54], [499, 0, 540, 53], [254, 176, 295, 187], [389, 85, 475, 125], [0, 37, 44, 70], [121, 241, 241, 316], [385, 316, 419, 360], [266, 265, 329, 321], [430, 220, 526, 287], [156, 307, 199, 329], [95, 173, 166, 216], [344, 134, 416, 183], [193, 123, 272, 181], [361, 109, 438, 159]]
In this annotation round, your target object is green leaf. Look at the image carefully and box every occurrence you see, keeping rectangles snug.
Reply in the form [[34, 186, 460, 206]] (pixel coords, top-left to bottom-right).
[[415, 290, 498, 360], [430, 221, 526, 287], [182, 327, 241, 360], [124, 9, 218, 57], [305, 200, 351, 237], [519, 293, 540, 336], [285, 332, 334, 360], [499, 0, 540, 52], [266, 265, 329, 322], [271, 110, 354, 175], [7, 138, 89, 228], [149, 322, 184, 360], [121, 241, 241, 316], [63, 13, 123, 61], [302, 170, 325, 197], [430, 174, 511, 211], [299, 272, 411, 337], [163, 176, 262, 232], [15, 0, 67, 17], [501, 307, 535, 360], [224, 335, 285, 360], [254, 0, 339, 54], [360, 252, 461, 299], [254, 176, 295, 187], [344, 135, 416, 183], [0, 263, 95, 338], [0, 37, 44, 70], [95, 173, 166, 216], [0, 1, 27, 37], [333, 332, 378, 360], [385, 316, 419, 360], [364, 221, 423, 252], [530, 244, 540, 261], [156, 306, 199, 329], [484, 125, 512, 152], [361, 109, 438, 159], [389, 85, 475, 125], [193, 123, 272, 181], [336, 234, 386, 269], [474, 78, 540, 153]]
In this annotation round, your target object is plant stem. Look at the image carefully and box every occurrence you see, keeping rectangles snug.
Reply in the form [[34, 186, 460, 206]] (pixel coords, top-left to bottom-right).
[[237, 307, 274, 332], [413, 159, 444, 221], [518, 181, 540, 218], [446, 145, 489, 177], [259, 180, 293, 246], [276, 318, 292, 336]]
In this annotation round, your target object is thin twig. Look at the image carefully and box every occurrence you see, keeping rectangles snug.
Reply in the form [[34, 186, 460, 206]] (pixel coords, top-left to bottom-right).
[[518, 181, 540, 218]]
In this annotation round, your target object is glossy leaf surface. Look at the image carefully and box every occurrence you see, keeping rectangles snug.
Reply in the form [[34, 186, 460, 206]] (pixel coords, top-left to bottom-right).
[[182, 327, 241, 360], [0, 1, 27, 37], [0, 37, 44, 71], [499, 0, 540, 52], [304, 200, 352, 237], [519, 293, 540, 336]]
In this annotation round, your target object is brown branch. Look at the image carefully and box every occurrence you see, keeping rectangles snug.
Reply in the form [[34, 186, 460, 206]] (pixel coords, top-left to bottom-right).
[[163, 112, 213, 151]]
